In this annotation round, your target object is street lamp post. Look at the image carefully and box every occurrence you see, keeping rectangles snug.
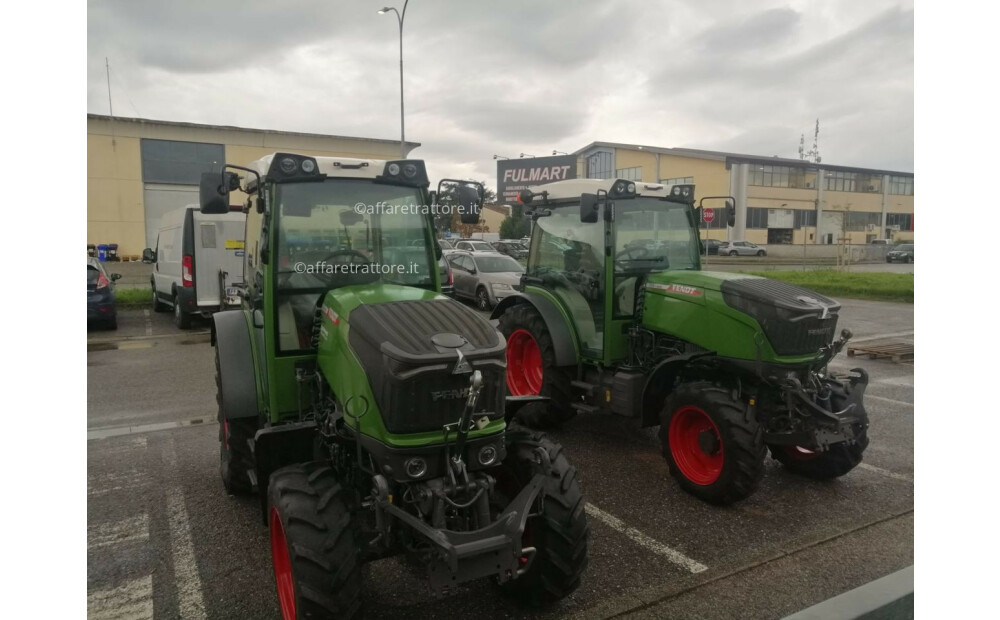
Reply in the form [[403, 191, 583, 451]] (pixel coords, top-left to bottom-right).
[[379, 1, 409, 157]]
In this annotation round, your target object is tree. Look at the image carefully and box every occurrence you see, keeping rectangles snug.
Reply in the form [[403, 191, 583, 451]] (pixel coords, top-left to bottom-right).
[[499, 202, 531, 240]]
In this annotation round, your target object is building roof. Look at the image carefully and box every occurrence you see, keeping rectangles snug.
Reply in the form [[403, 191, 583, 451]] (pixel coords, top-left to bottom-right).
[[572, 141, 913, 178], [87, 114, 420, 149]]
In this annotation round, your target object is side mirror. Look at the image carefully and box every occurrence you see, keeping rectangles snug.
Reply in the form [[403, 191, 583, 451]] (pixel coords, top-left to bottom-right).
[[142, 248, 156, 263], [253, 308, 265, 329], [110, 273, 122, 281], [726, 199, 736, 227], [580, 193, 601, 223], [438, 179, 485, 225], [340, 210, 364, 227], [200, 171, 237, 214]]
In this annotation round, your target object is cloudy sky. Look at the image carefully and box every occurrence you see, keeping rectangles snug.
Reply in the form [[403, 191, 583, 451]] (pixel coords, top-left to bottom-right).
[[87, 0, 913, 186]]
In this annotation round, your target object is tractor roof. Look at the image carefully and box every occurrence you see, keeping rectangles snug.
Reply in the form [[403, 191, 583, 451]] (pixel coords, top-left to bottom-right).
[[243, 152, 429, 188], [247, 153, 388, 180], [526, 178, 693, 201]]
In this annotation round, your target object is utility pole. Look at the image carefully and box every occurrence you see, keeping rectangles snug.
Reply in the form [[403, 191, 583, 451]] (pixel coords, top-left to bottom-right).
[[106, 57, 116, 149]]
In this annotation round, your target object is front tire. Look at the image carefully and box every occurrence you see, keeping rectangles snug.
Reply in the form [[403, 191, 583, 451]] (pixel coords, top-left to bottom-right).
[[756, 250, 765, 257], [497, 427, 588, 606], [659, 381, 765, 505], [729, 250, 739, 256], [152, 280, 169, 312], [498, 303, 575, 429], [217, 347, 256, 495], [476, 286, 492, 311], [268, 463, 363, 620]]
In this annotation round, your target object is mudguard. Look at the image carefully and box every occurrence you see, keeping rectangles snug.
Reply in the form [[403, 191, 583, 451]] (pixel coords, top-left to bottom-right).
[[640, 351, 714, 427], [212, 310, 259, 420], [491, 293, 579, 367]]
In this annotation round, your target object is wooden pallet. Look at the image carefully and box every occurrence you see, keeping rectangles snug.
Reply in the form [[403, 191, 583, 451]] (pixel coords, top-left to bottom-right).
[[847, 340, 914, 363]]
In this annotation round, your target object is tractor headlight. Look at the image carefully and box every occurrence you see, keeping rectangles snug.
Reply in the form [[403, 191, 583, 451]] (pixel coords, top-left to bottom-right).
[[404, 457, 428, 479], [279, 157, 298, 174], [403, 163, 418, 178], [300, 159, 316, 173], [477, 444, 498, 466], [387, 163, 401, 176]]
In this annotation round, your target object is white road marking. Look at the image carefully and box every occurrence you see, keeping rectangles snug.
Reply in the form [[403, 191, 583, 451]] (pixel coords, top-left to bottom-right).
[[143, 309, 152, 336], [87, 470, 149, 497], [585, 503, 708, 574], [88, 418, 209, 440], [88, 513, 149, 549], [858, 462, 913, 483], [866, 394, 914, 408], [87, 575, 154, 620], [847, 330, 914, 343], [163, 435, 208, 620]]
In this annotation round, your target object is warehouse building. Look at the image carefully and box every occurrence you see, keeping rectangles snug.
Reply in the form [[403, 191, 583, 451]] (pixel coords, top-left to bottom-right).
[[88, 114, 418, 258], [571, 142, 914, 245]]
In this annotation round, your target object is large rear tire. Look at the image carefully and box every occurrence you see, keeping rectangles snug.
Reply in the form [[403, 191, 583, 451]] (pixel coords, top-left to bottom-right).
[[497, 426, 589, 606], [498, 304, 575, 429], [659, 381, 765, 505], [268, 463, 362, 620], [217, 347, 256, 495]]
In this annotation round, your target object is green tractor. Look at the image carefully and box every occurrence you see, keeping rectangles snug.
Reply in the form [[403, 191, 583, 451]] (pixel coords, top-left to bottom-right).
[[494, 179, 869, 505], [201, 153, 588, 619]]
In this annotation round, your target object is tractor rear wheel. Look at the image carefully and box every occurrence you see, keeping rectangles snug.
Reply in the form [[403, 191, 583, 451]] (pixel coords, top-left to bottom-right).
[[216, 347, 256, 495], [268, 462, 362, 620], [659, 381, 765, 504], [499, 304, 575, 429], [497, 425, 588, 606]]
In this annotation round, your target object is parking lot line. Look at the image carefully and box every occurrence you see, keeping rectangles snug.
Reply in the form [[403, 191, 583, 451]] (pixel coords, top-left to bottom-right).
[[143, 309, 152, 336], [584, 503, 708, 574], [88, 470, 150, 497], [87, 575, 154, 620], [163, 435, 208, 620], [857, 463, 913, 483], [88, 513, 149, 549], [865, 394, 914, 408]]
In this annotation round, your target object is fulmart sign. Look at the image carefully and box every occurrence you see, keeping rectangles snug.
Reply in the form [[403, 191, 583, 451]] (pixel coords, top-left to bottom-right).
[[497, 155, 577, 205]]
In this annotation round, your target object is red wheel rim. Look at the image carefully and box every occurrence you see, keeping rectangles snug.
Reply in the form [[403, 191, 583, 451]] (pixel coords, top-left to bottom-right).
[[668, 406, 724, 485], [506, 329, 543, 396], [270, 507, 296, 620]]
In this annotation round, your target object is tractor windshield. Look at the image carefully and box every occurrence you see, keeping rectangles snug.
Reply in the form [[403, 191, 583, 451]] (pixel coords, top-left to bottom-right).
[[614, 198, 700, 273], [271, 179, 433, 352]]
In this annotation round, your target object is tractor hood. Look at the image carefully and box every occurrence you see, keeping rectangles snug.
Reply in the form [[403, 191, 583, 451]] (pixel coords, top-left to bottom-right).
[[644, 271, 841, 357]]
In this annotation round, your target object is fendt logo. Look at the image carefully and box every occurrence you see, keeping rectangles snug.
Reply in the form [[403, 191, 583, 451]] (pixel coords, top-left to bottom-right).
[[431, 388, 471, 402], [649, 283, 703, 297]]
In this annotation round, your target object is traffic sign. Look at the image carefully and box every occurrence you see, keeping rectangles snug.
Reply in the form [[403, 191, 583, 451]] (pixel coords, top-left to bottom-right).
[[703, 208, 715, 223]]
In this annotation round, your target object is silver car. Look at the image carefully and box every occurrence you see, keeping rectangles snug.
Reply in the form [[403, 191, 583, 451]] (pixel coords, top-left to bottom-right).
[[718, 241, 767, 256], [453, 239, 500, 253], [446, 251, 524, 310]]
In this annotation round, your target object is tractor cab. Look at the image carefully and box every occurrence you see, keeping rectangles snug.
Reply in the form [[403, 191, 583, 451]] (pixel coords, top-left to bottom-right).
[[516, 178, 705, 363]]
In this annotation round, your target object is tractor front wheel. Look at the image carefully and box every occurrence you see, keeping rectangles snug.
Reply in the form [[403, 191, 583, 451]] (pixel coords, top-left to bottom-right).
[[659, 381, 765, 504], [499, 304, 575, 429], [216, 347, 256, 495], [268, 463, 362, 620], [496, 426, 589, 606]]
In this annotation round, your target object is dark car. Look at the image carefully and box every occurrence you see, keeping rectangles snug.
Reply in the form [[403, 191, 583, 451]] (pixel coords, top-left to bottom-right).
[[87, 258, 121, 329], [702, 239, 723, 255], [886, 243, 914, 263], [491, 240, 528, 260]]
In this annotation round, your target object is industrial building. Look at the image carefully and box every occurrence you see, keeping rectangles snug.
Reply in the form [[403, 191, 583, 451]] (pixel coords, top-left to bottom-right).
[[571, 142, 914, 246], [87, 114, 418, 257]]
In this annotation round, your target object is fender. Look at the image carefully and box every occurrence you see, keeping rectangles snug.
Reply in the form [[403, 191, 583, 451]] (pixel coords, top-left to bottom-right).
[[213, 310, 260, 420], [491, 293, 578, 367], [640, 351, 714, 427]]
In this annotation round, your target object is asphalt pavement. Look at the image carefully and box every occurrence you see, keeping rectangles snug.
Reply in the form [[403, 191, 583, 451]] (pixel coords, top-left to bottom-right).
[[87, 298, 914, 619]]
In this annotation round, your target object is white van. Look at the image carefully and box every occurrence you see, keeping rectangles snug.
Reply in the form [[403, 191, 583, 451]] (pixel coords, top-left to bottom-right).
[[145, 205, 246, 328]]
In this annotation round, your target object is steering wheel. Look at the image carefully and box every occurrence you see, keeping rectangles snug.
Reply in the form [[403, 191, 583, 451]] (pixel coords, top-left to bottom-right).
[[616, 245, 651, 261], [318, 249, 372, 266]]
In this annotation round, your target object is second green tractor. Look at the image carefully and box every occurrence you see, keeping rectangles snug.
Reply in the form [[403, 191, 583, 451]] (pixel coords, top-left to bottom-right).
[[495, 178, 870, 505]]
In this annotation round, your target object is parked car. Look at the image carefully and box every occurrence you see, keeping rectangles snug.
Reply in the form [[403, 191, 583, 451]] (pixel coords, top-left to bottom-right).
[[870, 239, 892, 245], [439, 256, 454, 297], [719, 241, 767, 257], [437, 238, 457, 254], [87, 257, 121, 330], [886, 243, 914, 263], [453, 239, 500, 253], [446, 251, 525, 310], [145, 205, 246, 329], [701, 239, 723, 255], [491, 240, 529, 260]]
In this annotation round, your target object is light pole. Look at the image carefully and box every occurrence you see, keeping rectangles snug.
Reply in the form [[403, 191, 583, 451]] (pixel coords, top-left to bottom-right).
[[379, 1, 409, 157]]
